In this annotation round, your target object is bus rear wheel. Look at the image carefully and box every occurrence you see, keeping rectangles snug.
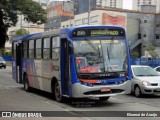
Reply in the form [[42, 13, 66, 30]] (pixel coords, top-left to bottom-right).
[[99, 97, 110, 101], [54, 81, 63, 102], [24, 75, 31, 92]]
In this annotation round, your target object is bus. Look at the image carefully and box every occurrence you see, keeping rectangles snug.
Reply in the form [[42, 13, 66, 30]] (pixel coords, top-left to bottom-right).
[[12, 25, 132, 102]]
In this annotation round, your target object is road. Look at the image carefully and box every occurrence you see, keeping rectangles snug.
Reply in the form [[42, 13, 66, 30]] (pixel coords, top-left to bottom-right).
[[0, 66, 160, 120]]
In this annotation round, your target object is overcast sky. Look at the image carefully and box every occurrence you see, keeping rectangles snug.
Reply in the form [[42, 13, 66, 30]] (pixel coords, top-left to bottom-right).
[[123, 0, 132, 10]]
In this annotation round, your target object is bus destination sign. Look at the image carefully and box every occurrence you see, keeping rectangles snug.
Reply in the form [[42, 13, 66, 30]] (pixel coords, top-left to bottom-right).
[[72, 28, 125, 37]]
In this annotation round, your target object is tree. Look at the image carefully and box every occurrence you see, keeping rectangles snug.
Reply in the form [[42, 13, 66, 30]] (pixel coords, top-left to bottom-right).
[[0, 0, 46, 48], [15, 29, 29, 36], [143, 45, 159, 58]]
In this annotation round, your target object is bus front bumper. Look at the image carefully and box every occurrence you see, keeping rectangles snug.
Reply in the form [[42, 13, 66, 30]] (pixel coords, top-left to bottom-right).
[[71, 80, 131, 98]]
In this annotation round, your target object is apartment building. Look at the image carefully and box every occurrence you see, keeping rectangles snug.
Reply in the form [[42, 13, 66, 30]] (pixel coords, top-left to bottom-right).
[[132, 0, 160, 12], [96, 0, 123, 8]]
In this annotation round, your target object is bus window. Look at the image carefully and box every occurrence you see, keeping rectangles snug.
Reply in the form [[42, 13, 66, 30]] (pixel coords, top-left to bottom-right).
[[13, 42, 17, 58], [43, 38, 50, 59], [35, 39, 42, 59], [23, 41, 28, 58], [29, 40, 34, 58], [51, 36, 60, 60]]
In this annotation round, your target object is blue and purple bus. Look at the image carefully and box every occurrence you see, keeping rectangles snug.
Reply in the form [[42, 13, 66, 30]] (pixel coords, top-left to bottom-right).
[[12, 25, 132, 102]]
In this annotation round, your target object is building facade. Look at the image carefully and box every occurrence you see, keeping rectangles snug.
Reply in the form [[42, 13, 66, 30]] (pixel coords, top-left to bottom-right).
[[45, 1, 74, 30], [61, 8, 160, 57], [96, 0, 123, 8], [132, 0, 160, 12]]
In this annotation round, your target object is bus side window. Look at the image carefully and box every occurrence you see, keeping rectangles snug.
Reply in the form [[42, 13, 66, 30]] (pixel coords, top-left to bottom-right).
[[51, 36, 60, 60], [43, 37, 50, 59], [23, 41, 28, 58], [35, 38, 42, 59], [29, 40, 34, 59], [12, 42, 17, 58]]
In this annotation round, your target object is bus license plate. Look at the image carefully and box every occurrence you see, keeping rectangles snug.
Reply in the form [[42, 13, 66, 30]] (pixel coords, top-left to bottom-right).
[[101, 87, 111, 92]]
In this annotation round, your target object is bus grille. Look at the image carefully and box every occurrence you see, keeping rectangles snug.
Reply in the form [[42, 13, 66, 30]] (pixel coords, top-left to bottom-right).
[[83, 89, 124, 95]]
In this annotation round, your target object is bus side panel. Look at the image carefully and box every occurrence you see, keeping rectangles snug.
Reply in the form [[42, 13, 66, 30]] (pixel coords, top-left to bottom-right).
[[23, 59, 35, 88], [41, 60, 51, 92], [34, 60, 43, 90]]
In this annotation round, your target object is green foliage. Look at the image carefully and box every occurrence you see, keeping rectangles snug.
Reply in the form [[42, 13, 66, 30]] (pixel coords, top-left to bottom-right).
[[0, 48, 12, 56], [0, 49, 3, 56], [143, 45, 159, 58], [0, 0, 47, 48], [15, 29, 29, 36], [131, 51, 139, 58]]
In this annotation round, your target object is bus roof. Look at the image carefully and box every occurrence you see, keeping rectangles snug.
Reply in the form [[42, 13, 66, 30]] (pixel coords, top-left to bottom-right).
[[12, 25, 125, 42]]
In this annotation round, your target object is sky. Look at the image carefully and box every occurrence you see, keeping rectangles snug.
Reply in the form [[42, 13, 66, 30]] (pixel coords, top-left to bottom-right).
[[123, 0, 132, 10]]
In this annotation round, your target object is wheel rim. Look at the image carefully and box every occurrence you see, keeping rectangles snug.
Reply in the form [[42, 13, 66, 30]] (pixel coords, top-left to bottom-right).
[[135, 87, 140, 97], [55, 83, 60, 100]]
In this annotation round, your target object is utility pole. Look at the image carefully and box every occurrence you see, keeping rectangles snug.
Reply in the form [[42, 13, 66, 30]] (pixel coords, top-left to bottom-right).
[[88, 0, 90, 25]]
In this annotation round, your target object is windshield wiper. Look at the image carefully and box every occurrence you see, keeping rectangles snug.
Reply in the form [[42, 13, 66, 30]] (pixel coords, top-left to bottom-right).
[[84, 37, 99, 55], [136, 75, 146, 76], [107, 47, 110, 62], [146, 74, 159, 76]]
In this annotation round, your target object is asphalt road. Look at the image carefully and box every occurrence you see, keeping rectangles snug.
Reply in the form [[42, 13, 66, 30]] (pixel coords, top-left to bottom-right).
[[0, 66, 160, 120]]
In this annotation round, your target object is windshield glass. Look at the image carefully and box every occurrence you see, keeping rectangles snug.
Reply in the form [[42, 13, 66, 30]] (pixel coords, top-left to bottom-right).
[[133, 67, 160, 76], [73, 39, 127, 73]]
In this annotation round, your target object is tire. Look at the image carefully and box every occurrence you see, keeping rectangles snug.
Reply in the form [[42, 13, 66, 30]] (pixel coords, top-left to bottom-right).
[[24, 75, 31, 92], [134, 85, 142, 97], [54, 81, 63, 102], [3, 66, 6, 69], [99, 96, 110, 101]]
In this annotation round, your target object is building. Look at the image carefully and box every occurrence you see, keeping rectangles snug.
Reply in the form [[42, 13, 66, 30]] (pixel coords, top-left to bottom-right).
[[45, 0, 124, 30], [45, 1, 74, 31], [96, 0, 123, 8], [132, 0, 160, 12], [61, 7, 160, 57]]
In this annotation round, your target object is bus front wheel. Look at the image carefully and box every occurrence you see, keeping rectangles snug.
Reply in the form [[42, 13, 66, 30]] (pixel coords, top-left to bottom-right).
[[54, 81, 63, 102], [24, 75, 31, 92]]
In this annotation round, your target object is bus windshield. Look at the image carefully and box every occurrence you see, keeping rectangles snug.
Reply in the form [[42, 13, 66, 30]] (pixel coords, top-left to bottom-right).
[[73, 39, 127, 74]]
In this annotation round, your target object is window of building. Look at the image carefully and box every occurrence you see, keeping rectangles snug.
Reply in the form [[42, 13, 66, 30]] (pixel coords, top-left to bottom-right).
[[90, 16, 98, 23], [29, 40, 34, 58], [156, 24, 160, 27], [75, 19, 81, 26], [43, 38, 50, 59], [144, 20, 147, 23], [23, 41, 28, 58], [156, 35, 160, 39], [51, 36, 60, 60], [35, 39, 42, 59], [82, 18, 88, 24]]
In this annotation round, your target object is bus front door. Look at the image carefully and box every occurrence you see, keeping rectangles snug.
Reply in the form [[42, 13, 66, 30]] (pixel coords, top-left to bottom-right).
[[15, 43, 23, 83], [61, 39, 71, 96]]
